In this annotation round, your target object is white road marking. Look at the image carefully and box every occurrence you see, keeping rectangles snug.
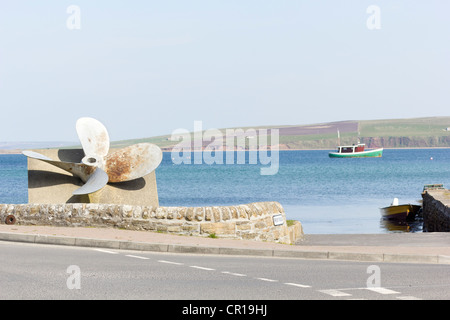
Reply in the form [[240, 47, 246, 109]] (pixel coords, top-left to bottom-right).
[[396, 296, 422, 300], [158, 260, 184, 265], [365, 287, 399, 295], [256, 277, 278, 282], [284, 282, 311, 288], [319, 289, 352, 297], [190, 266, 215, 271], [91, 250, 420, 300], [93, 249, 119, 255], [222, 271, 247, 277], [125, 255, 150, 260], [320, 286, 405, 298]]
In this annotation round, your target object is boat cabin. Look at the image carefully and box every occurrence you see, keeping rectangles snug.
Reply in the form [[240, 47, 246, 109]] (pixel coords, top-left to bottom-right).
[[336, 143, 365, 154]]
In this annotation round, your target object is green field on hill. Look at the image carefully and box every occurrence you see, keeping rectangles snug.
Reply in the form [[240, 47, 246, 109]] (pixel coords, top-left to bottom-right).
[[360, 117, 450, 137]]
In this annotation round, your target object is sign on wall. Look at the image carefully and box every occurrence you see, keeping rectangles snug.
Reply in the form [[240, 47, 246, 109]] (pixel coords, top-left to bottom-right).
[[272, 214, 284, 226]]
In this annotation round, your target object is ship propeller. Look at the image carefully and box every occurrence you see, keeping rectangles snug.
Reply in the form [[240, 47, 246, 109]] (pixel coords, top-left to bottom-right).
[[23, 117, 162, 195]]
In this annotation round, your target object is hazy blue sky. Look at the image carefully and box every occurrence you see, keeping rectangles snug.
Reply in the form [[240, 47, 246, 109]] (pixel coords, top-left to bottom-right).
[[0, 1, 449, 142]]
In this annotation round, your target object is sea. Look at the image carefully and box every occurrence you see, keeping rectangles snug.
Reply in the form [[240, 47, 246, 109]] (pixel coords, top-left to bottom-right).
[[1, 149, 449, 234]]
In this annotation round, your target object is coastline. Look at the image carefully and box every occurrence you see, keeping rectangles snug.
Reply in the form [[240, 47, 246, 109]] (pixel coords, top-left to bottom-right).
[[160, 146, 450, 152], [0, 149, 22, 155], [2, 147, 450, 155]]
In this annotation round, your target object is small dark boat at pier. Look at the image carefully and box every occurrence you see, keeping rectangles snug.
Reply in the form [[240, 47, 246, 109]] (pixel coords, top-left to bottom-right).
[[380, 198, 422, 221]]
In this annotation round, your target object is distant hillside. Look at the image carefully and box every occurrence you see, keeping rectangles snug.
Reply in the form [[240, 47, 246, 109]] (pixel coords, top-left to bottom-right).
[[111, 116, 450, 151], [358, 117, 450, 149], [3, 117, 449, 153]]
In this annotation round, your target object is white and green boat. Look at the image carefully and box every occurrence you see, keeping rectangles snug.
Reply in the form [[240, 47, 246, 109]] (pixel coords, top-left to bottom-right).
[[329, 143, 383, 158]]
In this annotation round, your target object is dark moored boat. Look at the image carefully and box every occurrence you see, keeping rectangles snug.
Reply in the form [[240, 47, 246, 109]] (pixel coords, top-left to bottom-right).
[[380, 198, 422, 221]]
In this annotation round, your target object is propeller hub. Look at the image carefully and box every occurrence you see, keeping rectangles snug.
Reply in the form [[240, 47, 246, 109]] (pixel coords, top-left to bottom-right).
[[82, 155, 101, 167]]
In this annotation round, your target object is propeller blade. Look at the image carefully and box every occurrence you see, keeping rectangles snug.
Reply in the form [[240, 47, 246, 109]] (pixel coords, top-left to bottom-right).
[[76, 117, 110, 159], [72, 167, 109, 195], [104, 143, 163, 183], [22, 150, 53, 162], [22, 150, 96, 182]]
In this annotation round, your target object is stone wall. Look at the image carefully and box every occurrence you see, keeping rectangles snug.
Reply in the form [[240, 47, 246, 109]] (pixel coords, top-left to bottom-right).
[[0, 202, 303, 244], [422, 190, 450, 232]]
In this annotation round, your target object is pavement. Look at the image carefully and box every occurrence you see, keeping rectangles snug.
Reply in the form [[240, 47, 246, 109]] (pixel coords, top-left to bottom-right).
[[0, 224, 449, 264]]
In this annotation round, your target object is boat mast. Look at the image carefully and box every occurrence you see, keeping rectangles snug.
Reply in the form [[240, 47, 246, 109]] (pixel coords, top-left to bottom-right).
[[357, 122, 361, 144], [336, 129, 341, 152]]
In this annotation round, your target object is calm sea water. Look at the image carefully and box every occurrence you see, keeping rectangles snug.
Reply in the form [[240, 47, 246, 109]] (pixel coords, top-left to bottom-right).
[[1, 149, 449, 234]]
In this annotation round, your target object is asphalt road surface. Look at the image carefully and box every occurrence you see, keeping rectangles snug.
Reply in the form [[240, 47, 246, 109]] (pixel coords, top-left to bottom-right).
[[1, 241, 449, 301]]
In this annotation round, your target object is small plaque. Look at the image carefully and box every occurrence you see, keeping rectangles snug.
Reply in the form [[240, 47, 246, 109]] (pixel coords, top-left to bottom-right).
[[272, 214, 284, 226]]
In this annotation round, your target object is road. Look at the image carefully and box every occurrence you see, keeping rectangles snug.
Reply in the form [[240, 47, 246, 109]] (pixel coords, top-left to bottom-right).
[[0, 241, 449, 301]]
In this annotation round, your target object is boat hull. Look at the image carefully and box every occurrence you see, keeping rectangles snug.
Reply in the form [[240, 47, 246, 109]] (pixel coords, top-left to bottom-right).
[[329, 148, 383, 158], [380, 204, 421, 221]]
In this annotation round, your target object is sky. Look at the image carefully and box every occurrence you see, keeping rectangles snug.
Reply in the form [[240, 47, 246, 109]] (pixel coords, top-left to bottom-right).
[[0, 1, 449, 142]]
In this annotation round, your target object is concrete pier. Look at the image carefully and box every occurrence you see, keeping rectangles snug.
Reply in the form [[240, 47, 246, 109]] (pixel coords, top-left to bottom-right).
[[422, 188, 450, 232]]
